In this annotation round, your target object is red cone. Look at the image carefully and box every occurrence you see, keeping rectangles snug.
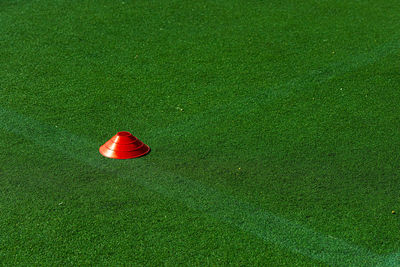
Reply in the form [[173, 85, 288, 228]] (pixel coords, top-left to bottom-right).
[[99, 131, 150, 159]]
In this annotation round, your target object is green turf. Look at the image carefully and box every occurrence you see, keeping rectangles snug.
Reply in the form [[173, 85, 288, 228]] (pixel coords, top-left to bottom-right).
[[1, 0, 400, 265]]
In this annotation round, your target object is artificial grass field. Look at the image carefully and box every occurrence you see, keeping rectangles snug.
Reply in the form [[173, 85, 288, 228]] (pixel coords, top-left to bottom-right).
[[1, 0, 400, 265]]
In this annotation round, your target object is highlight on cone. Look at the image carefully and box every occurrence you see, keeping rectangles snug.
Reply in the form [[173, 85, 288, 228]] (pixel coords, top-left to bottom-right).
[[99, 131, 150, 159]]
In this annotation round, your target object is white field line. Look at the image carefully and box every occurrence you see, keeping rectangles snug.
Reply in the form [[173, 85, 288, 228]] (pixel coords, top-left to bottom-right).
[[144, 38, 400, 141], [0, 106, 395, 266]]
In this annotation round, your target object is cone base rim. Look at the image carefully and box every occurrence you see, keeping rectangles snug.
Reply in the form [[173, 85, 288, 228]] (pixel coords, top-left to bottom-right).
[[99, 146, 151, 159]]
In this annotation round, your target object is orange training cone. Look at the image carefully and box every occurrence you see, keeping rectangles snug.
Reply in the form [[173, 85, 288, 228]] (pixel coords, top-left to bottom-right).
[[99, 131, 150, 159]]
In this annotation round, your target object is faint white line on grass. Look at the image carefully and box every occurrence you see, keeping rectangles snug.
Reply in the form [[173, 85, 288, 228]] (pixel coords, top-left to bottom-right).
[[0, 106, 395, 266], [145, 38, 400, 140], [378, 253, 400, 267]]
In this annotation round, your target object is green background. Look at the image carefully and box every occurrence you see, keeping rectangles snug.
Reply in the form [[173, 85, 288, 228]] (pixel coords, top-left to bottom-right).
[[1, 0, 400, 265]]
